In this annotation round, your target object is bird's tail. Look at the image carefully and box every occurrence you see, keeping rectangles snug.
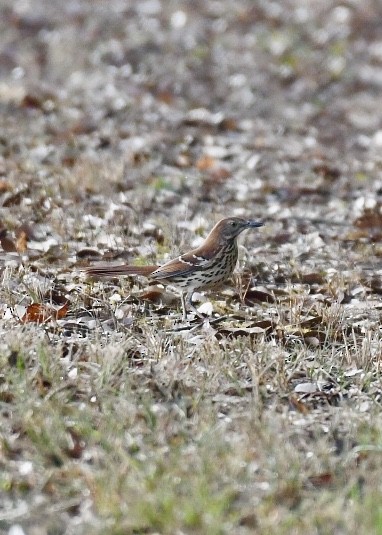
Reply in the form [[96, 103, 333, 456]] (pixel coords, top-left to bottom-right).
[[85, 264, 157, 277]]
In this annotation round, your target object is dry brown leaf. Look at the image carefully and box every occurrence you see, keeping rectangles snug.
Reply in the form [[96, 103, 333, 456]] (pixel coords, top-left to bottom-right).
[[307, 472, 334, 488], [196, 155, 216, 170], [0, 180, 11, 192], [209, 167, 231, 181], [355, 207, 382, 229], [22, 302, 69, 324], [252, 320, 275, 332], [220, 117, 238, 131], [15, 230, 28, 253], [289, 395, 310, 414], [17, 223, 37, 240], [21, 94, 43, 109], [244, 287, 275, 304], [300, 316, 323, 328], [139, 288, 165, 303], [76, 248, 103, 258], [216, 326, 266, 339], [65, 428, 86, 459], [3, 190, 24, 207], [312, 163, 340, 180], [299, 272, 325, 285], [33, 371, 52, 396], [155, 89, 175, 104], [0, 229, 17, 252], [0, 390, 15, 403]]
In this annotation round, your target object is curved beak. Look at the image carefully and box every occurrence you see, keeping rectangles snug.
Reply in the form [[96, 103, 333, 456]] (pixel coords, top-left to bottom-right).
[[247, 220, 264, 228]]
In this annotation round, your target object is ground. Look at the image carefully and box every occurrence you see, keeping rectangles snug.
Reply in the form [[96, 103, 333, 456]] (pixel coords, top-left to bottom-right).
[[1, 0, 382, 534]]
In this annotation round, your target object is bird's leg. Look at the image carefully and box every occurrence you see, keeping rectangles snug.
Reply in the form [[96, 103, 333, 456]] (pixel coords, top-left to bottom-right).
[[180, 291, 199, 321], [186, 291, 206, 320], [180, 292, 188, 321]]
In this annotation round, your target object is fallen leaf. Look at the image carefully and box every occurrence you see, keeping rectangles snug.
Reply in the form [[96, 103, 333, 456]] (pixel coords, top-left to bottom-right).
[[21, 93, 44, 109], [300, 316, 323, 328], [289, 395, 310, 414], [65, 428, 86, 459], [15, 230, 28, 253], [355, 207, 382, 229], [0, 229, 17, 252], [76, 248, 103, 258], [219, 117, 238, 131], [307, 472, 334, 488], [209, 167, 231, 181], [0, 388, 15, 403], [155, 89, 175, 104], [299, 272, 325, 285], [312, 163, 340, 180], [22, 302, 69, 323], [139, 287, 165, 303], [196, 155, 216, 170], [216, 326, 266, 339], [33, 371, 52, 396], [17, 223, 37, 240], [244, 287, 275, 304], [239, 511, 258, 528], [3, 189, 24, 207], [0, 180, 11, 192]]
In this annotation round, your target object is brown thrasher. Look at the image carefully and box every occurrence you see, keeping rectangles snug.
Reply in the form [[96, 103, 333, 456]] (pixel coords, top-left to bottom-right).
[[86, 217, 264, 320]]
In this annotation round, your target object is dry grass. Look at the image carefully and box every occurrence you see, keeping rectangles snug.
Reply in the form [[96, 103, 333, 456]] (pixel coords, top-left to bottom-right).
[[1, 272, 382, 534]]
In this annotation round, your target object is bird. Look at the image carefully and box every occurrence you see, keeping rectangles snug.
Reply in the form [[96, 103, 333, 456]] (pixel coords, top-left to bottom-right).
[[85, 217, 264, 320]]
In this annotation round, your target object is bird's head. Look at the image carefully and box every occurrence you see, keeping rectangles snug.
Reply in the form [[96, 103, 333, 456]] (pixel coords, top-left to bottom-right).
[[212, 217, 264, 242]]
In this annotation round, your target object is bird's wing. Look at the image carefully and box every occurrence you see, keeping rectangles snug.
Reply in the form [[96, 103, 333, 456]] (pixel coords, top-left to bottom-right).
[[151, 249, 215, 280]]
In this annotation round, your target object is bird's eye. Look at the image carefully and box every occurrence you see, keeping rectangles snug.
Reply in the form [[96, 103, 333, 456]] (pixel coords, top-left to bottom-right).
[[230, 221, 237, 226]]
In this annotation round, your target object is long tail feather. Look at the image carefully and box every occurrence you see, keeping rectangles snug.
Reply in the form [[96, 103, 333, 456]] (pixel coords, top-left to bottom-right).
[[85, 264, 157, 277]]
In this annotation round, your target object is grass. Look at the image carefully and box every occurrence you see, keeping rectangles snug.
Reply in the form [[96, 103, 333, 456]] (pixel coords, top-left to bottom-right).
[[1, 280, 382, 534]]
